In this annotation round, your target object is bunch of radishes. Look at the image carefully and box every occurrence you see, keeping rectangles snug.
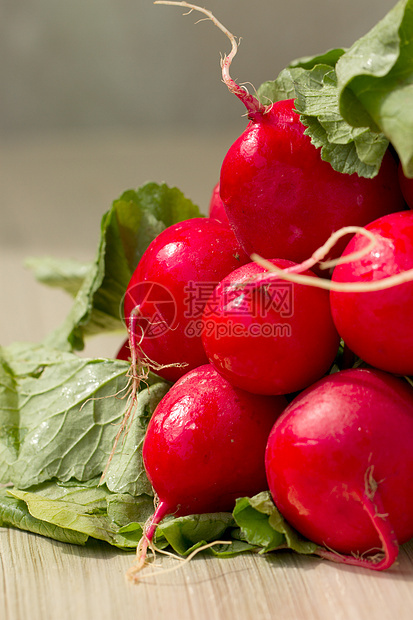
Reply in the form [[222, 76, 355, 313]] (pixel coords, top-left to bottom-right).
[[119, 2, 413, 575]]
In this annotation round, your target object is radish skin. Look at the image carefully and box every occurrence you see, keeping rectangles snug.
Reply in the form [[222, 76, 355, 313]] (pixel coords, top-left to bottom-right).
[[136, 364, 287, 570], [202, 258, 340, 395], [208, 182, 230, 226], [330, 211, 413, 375], [265, 368, 413, 569], [123, 217, 249, 382]]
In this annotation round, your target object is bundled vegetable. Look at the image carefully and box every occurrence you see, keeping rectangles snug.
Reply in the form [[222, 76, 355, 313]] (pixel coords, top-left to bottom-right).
[[265, 368, 413, 570], [1, 0, 413, 581], [129, 364, 287, 579], [123, 217, 249, 383]]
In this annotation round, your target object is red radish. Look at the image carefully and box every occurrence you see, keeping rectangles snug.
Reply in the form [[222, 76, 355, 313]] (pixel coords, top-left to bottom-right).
[[265, 368, 413, 570], [201, 259, 340, 395], [398, 161, 413, 209], [135, 364, 287, 570], [208, 182, 230, 226], [123, 217, 249, 382], [330, 210, 413, 375], [220, 98, 403, 266], [208, 181, 247, 251], [156, 2, 404, 268]]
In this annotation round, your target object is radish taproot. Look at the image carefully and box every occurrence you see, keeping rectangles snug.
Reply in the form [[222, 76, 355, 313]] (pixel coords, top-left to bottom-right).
[[131, 363, 287, 575], [330, 210, 413, 375], [155, 2, 404, 268], [265, 368, 413, 570], [123, 217, 249, 382], [201, 258, 340, 395]]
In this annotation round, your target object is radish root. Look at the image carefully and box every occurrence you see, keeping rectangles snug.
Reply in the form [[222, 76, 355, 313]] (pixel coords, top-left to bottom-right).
[[251, 225, 413, 292], [126, 493, 232, 584], [315, 469, 399, 570], [127, 536, 231, 583], [126, 498, 171, 582], [154, 1, 266, 119], [100, 306, 186, 484]]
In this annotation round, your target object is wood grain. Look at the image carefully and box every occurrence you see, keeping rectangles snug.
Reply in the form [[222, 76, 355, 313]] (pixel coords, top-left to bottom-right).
[[1, 527, 413, 620]]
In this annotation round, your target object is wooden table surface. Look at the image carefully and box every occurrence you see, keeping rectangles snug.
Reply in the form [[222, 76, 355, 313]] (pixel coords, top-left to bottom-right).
[[1, 130, 413, 620]]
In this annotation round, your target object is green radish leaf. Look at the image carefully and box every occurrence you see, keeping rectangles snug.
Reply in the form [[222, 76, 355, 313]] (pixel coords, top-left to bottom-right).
[[103, 381, 169, 496], [43, 183, 201, 352], [233, 495, 285, 552], [0, 486, 89, 545], [6, 481, 154, 549], [257, 48, 346, 105], [113, 184, 202, 270], [258, 67, 306, 104], [4, 485, 317, 557], [0, 357, 19, 485], [156, 512, 236, 556], [24, 257, 92, 298], [289, 48, 346, 70], [0, 342, 168, 495], [258, 64, 388, 178], [125, 512, 256, 557], [336, 0, 413, 176], [233, 492, 318, 555], [2, 479, 248, 554], [258, 0, 413, 178], [294, 65, 389, 177]]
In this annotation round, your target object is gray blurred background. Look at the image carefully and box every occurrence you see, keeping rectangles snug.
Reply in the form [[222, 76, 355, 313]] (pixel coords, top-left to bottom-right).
[[0, 0, 398, 252], [1, 0, 397, 137]]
